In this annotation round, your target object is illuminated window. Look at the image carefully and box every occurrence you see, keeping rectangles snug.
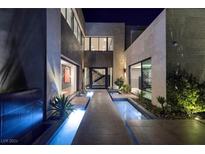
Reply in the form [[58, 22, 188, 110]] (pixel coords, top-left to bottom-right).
[[99, 38, 107, 51], [61, 8, 66, 18], [84, 37, 114, 51], [67, 8, 73, 28], [73, 17, 78, 38], [84, 37, 90, 50], [108, 37, 113, 50], [91, 38, 99, 51], [81, 35, 84, 46], [129, 58, 152, 100], [77, 26, 81, 43]]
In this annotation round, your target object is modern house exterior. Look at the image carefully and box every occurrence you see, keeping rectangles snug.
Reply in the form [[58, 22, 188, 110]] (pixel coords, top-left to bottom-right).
[[1, 8, 205, 144], [126, 9, 205, 106]]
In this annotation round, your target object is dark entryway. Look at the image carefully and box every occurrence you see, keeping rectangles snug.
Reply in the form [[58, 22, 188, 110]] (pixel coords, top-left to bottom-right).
[[89, 67, 109, 89]]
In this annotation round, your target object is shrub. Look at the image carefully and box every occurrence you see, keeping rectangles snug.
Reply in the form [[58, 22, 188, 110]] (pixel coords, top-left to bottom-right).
[[167, 67, 205, 116], [136, 91, 145, 102], [121, 84, 131, 93], [114, 77, 124, 89]]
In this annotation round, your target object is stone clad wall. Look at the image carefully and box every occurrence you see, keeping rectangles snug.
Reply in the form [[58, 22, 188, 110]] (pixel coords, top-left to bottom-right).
[[166, 9, 205, 83]]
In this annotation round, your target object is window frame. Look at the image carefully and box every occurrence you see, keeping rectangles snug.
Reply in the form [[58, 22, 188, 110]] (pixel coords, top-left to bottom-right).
[[84, 37, 114, 51], [129, 57, 152, 94]]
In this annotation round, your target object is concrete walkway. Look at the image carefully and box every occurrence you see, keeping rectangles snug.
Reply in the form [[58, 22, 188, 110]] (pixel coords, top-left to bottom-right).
[[72, 90, 132, 145]]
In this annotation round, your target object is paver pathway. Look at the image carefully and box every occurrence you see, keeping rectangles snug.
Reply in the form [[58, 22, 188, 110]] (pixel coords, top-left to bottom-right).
[[72, 90, 132, 144]]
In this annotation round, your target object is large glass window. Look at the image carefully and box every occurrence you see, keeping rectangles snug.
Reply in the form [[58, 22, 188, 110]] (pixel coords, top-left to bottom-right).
[[61, 8, 66, 18], [77, 26, 81, 43], [108, 37, 113, 50], [66, 8, 73, 28], [73, 17, 78, 38], [61, 59, 77, 95], [91, 38, 99, 51], [130, 63, 141, 94], [142, 59, 152, 99], [60, 8, 84, 45], [84, 37, 114, 51], [130, 58, 152, 100], [84, 37, 90, 51], [99, 37, 107, 51]]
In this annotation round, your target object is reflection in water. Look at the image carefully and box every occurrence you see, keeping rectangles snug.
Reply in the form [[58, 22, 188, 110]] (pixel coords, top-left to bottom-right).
[[113, 100, 147, 120], [86, 91, 94, 98], [48, 109, 85, 145], [1, 100, 43, 141]]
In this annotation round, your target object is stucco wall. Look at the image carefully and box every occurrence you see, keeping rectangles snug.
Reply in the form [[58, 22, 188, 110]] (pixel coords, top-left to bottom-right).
[[125, 10, 166, 106], [166, 9, 205, 83], [85, 23, 125, 88]]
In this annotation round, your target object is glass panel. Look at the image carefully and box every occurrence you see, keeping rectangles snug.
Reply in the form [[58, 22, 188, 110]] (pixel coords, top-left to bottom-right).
[[91, 68, 106, 88], [67, 8, 73, 28], [81, 33, 85, 47], [108, 37, 113, 50], [99, 37, 107, 51], [73, 17, 78, 38], [84, 37, 90, 50], [77, 26, 81, 43], [108, 67, 112, 88], [91, 38, 98, 51], [61, 60, 77, 95], [130, 63, 141, 94], [84, 67, 90, 88], [61, 8, 66, 18], [142, 59, 152, 99]]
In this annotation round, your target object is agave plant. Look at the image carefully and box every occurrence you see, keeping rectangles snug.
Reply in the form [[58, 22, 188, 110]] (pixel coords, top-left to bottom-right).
[[157, 96, 166, 113], [49, 94, 74, 118]]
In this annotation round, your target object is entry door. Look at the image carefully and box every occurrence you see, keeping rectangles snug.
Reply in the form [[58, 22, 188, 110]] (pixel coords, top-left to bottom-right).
[[90, 68, 108, 89]]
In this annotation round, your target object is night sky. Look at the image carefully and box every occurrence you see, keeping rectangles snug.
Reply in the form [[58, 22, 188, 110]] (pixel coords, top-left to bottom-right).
[[82, 8, 164, 26]]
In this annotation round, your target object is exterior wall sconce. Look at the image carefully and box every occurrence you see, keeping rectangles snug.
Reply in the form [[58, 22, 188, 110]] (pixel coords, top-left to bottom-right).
[[172, 41, 178, 47]]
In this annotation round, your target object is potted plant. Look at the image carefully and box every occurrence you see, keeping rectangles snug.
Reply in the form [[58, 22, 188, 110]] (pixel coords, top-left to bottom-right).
[[114, 77, 124, 89], [49, 94, 74, 119]]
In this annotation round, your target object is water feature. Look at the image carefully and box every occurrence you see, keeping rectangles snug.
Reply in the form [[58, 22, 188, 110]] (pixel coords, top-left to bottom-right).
[[48, 108, 85, 145], [113, 100, 147, 120], [47, 91, 93, 145]]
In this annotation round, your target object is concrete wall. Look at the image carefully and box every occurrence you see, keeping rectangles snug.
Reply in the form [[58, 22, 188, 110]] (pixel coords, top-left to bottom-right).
[[166, 9, 205, 83], [46, 9, 61, 118], [85, 23, 125, 88], [125, 10, 166, 106], [84, 51, 113, 67]]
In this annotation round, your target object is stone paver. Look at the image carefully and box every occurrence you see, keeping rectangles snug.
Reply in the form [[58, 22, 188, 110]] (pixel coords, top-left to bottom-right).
[[111, 92, 137, 100], [70, 96, 89, 105], [127, 120, 205, 145], [72, 90, 132, 145]]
